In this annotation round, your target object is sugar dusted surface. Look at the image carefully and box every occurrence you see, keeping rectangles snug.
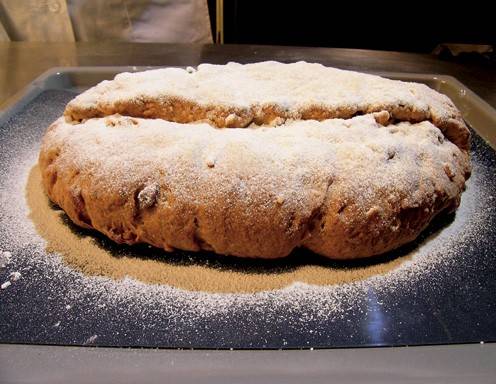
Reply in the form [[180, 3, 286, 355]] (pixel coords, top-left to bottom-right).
[[42, 113, 469, 258], [48, 115, 464, 210], [69, 62, 454, 115], [1, 90, 495, 349], [65, 61, 468, 148]]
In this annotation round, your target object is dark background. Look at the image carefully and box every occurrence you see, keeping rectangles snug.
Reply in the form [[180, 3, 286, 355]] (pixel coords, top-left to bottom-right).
[[208, 1, 495, 57]]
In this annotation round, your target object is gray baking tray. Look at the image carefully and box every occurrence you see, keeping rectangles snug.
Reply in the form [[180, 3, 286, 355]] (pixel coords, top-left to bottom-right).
[[0, 67, 495, 383]]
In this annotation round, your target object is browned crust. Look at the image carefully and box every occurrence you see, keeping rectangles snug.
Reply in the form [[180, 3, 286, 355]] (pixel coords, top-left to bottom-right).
[[65, 96, 470, 150], [38, 119, 471, 260]]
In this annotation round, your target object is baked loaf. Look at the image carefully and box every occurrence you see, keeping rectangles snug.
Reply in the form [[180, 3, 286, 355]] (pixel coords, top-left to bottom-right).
[[64, 61, 470, 149], [39, 112, 470, 259]]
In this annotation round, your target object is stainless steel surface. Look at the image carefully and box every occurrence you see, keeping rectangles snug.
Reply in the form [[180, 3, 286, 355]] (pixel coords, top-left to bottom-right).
[[1, 343, 495, 384]]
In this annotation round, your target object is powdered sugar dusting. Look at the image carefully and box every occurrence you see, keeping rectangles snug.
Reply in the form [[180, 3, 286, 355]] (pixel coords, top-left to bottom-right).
[[65, 62, 470, 149], [41, 114, 469, 259], [3, 126, 490, 318], [67, 61, 462, 128], [1, 90, 495, 348]]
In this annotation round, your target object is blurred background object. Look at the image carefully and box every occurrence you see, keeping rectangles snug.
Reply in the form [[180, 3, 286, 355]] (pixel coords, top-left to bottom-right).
[[0, 0, 212, 43], [0, 16, 9, 41], [432, 44, 494, 62], [0, 0, 74, 42], [0, 0, 494, 63]]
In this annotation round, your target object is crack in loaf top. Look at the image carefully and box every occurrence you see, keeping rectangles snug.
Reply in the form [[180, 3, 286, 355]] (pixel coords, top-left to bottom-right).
[[64, 61, 470, 150]]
